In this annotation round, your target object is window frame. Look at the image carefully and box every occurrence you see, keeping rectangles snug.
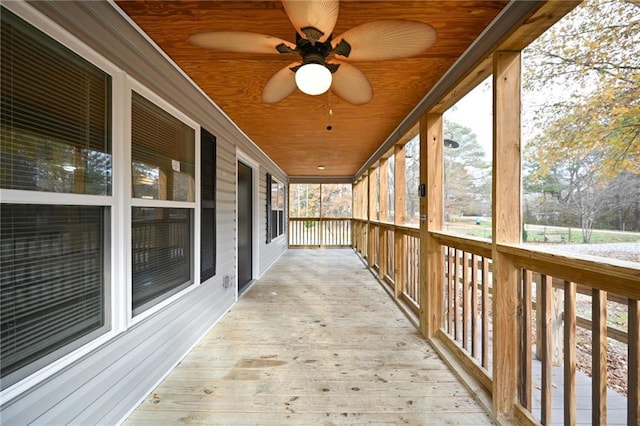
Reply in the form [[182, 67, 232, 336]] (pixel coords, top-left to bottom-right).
[[126, 78, 200, 322], [0, 2, 121, 396], [266, 174, 286, 243]]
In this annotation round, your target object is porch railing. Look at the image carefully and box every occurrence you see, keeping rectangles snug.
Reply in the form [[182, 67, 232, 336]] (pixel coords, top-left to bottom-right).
[[353, 219, 420, 313], [353, 217, 639, 425], [288, 217, 351, 247], [500, 245, 639, 426], [435, 233, 494, 390]]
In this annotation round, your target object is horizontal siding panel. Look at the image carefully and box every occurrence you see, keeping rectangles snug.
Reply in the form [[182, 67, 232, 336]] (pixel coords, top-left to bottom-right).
[[1, 1, 288, 425]]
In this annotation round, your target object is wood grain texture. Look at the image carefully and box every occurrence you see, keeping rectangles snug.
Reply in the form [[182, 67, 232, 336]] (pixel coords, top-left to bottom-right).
[[124, 249, 494, 425], [423, 113, 444, 338], [491, 50, 522, 420], [115, 1, 508, 178]]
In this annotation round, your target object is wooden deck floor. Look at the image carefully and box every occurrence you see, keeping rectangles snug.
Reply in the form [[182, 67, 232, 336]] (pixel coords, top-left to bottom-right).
[[125, 249, 495, 425]]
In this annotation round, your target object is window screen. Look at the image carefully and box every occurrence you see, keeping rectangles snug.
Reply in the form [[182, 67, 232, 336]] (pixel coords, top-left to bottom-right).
[[0, 7, 112, 196]]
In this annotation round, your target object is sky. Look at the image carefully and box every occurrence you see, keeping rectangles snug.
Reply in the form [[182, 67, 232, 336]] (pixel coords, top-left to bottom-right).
[[443, 77, 493, 158]]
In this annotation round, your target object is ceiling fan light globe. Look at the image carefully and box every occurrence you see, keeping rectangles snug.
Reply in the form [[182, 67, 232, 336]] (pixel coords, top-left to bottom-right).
[[295, 63, 332, 95]]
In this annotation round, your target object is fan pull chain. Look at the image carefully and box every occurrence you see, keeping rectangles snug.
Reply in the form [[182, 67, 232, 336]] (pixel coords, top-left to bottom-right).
[[326, 92, 333, 131]]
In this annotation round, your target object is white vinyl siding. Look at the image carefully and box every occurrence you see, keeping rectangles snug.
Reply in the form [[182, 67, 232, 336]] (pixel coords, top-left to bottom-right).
[[0, 2, 287, 423]]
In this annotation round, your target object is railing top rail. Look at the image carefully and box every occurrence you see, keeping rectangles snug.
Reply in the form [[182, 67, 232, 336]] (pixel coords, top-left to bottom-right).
[[289, 217, 352, 221], [498, 243, 640, 300], [431, 231, 492, 258]]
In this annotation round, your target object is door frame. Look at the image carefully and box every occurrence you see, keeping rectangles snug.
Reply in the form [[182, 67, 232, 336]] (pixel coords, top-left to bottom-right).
[[236, 149, 260, 297]]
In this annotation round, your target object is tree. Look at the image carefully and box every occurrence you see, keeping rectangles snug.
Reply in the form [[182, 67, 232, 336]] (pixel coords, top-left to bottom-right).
[[524, 0, 640, 173], [443, 122, 491, 219], [522, 0, 640, 239]]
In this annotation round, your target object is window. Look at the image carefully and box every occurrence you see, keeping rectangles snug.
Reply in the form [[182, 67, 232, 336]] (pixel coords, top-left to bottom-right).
[[130, 91, 195, 315], [200, 128, 216, 282], [266, 174, 285, 243], [131, 92, 195, 202], [0, 7, 111, 389], [131, 207, 191, 312]]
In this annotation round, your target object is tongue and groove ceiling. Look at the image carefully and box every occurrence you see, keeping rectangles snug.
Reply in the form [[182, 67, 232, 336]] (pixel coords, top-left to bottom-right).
[[116, 1, 508, 178]]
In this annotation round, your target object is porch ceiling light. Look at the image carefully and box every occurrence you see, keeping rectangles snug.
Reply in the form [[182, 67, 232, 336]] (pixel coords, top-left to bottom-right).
[[444, 133, 460, 149], [295, 63, 332, 96]]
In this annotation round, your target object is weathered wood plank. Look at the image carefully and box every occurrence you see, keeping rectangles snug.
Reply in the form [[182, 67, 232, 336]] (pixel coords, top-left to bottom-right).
[[125, 249, 494, 425], [127, 409, 494, 425]]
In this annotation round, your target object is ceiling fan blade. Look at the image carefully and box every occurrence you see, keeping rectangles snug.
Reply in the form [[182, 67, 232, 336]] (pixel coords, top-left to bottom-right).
[[262, 62, 301, 104], [329, 60, 372, 105], [332, 20, 436, 61], [189, 31, 295, 54], [281, 0, 339, 43]]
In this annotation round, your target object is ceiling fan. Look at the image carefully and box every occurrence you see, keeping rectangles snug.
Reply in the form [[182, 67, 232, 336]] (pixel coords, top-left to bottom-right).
[[189, 0, 436, 105]]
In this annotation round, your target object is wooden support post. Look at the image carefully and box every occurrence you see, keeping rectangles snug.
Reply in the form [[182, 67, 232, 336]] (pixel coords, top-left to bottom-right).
[[379, 158, 389, 279], [420, 113, 444, 338], [368, 168, 376, 269], [394, 145, 406, 299], [394, 144, 406, 225], [492, 50, 522, 420], [379, 157, 389, 223]]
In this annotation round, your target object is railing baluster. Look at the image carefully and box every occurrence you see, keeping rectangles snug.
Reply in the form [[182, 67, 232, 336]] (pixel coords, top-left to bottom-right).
[[629, 298, 639, 425], [454, 248, 460, 343], [462, 251, 470, 350], [564, 280, 576, 426], [471, 253, 479, 360], [520, 269, 532, 410], [541, 274, 552, 425], [481, 256, 489, 370], [448, 247, 455, 334], [592, 289, 608, 425]]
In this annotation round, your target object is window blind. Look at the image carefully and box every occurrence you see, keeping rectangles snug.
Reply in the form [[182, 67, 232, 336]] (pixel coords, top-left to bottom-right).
[[0, 7, 112, 196], [131, 208, 191, 314], [0, 205, 105, 383], [131, 92, 194, 201]]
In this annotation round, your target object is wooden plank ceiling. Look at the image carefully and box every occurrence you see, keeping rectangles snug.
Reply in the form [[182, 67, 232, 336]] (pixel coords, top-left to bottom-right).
[[116, 1, 508, 179]]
